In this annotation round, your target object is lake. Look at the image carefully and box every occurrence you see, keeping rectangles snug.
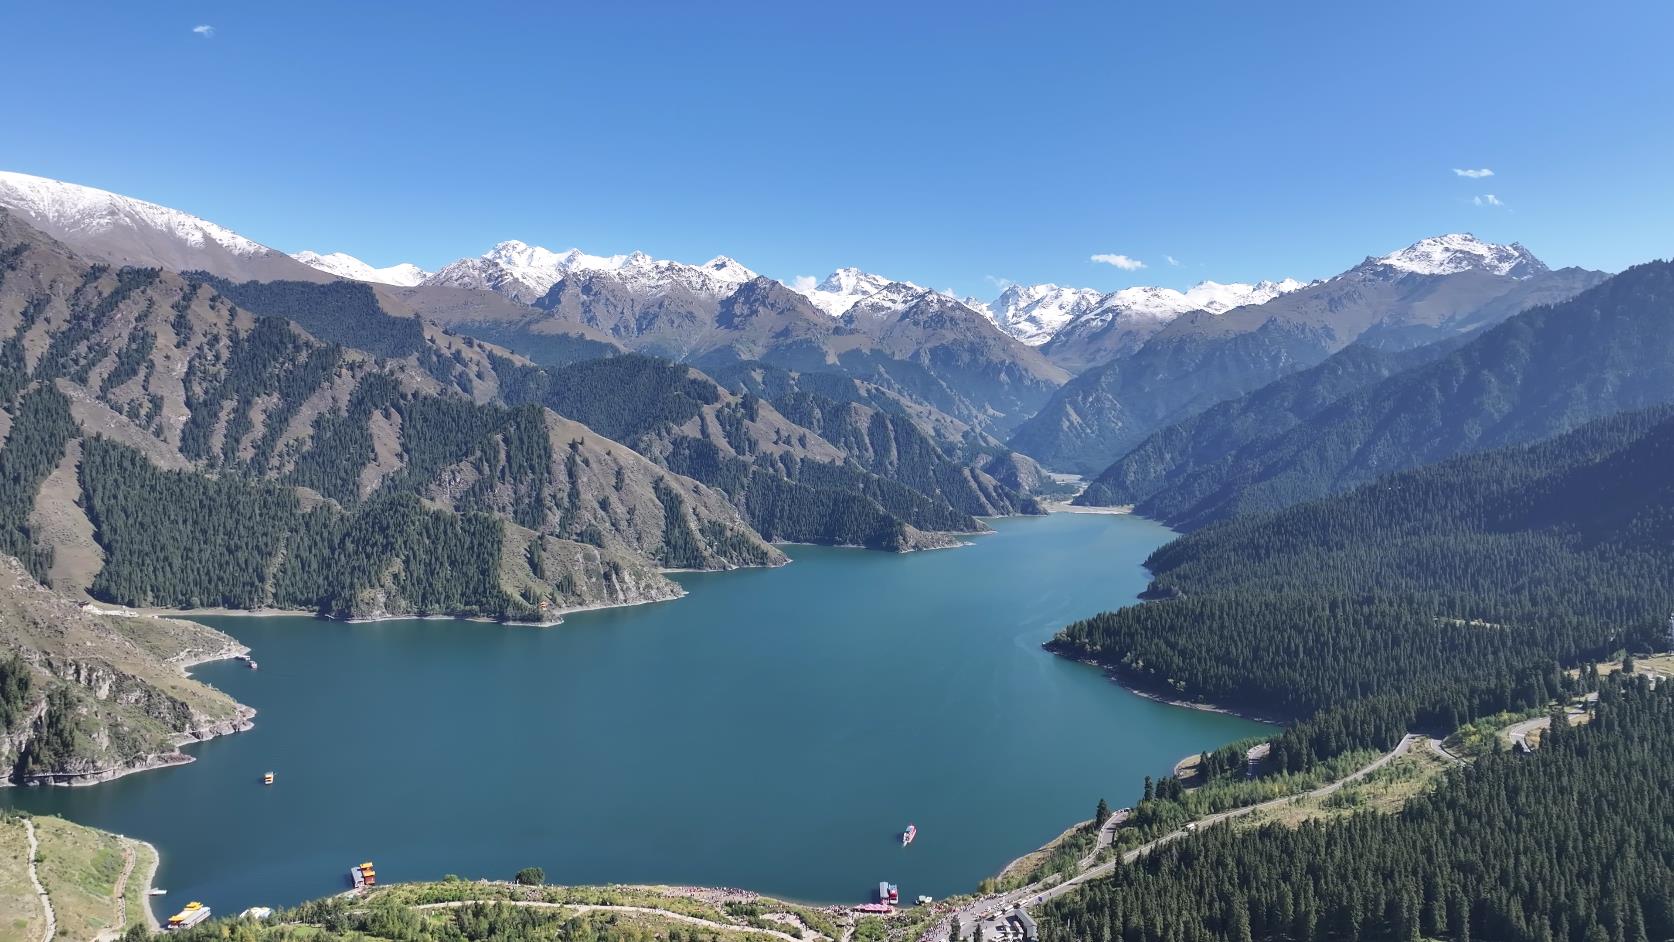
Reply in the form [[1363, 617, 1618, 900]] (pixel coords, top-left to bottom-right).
[[2, 512, 1269, 915]]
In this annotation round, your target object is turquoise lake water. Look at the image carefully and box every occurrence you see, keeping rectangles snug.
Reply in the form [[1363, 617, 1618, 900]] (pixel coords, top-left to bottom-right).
[[3, 512, 1269, 915]]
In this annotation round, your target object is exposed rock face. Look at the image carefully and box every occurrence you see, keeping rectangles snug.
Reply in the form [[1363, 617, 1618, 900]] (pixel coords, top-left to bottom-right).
[[0, 556, 255, 785]]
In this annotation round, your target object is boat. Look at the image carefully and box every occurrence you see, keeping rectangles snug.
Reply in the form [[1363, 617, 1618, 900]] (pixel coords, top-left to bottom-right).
[[166, 902, 210, 930], [901, 823, 917, 846], [149, 889, 167, 896], [877, 882, 899, 904], [263, 771, 274, 785]]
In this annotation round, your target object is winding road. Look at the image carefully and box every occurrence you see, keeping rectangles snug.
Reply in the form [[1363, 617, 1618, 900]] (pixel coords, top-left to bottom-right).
[[934, 735, 1425, 941]]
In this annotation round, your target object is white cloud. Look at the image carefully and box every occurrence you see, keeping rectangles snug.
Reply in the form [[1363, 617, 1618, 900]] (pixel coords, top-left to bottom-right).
[[1453, 168, 1494, 179], [984, 275, 1015, 291], [790, 275, 818, 293], [1165, 255, 1183, 267], [1474, 194, 1504, 207], [192, 24, 215, 38], [1091, 253, 1146, 271]]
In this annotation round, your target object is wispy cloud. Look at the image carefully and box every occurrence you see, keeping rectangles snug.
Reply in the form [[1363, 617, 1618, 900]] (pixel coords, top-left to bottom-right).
[[1453, 167, 1493, 179], [1473, 194, 1504, 207], [984, 275, 1015, 291], [192, 24, 215, 38], [790, 275, 818, 293], [1165, 255, 1183, 267], [1091, 253, 1146, 271]]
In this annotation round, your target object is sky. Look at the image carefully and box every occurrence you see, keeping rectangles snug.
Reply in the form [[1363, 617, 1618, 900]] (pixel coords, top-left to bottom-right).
[[3, 1, 1672, 298]]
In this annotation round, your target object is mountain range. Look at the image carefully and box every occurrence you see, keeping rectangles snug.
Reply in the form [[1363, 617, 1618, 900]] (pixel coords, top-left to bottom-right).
[[1, 167, 1650, 558], [1008, 235, 1609, 472], [1077, 259, 1674, 526]]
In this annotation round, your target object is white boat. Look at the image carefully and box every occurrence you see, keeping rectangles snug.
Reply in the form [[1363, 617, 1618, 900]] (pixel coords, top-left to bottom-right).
[[901, 823, 917, 846]]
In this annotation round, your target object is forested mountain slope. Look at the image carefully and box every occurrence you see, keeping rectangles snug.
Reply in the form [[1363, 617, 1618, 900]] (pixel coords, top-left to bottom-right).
[[0, 209, 779, 619], [1041, 676, 1674, 942], [0, 554, 252, 783], [1051, 405, 1674, 769], [488, 354, 1040, 551], [1074, 336, 1469, 509], [1010, 245, 1604, 473], [1091, 261, 1674, 526]]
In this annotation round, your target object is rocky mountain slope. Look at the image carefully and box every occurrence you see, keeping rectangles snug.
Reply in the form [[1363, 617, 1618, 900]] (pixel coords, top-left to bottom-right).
[[0, 209, 779, 619]]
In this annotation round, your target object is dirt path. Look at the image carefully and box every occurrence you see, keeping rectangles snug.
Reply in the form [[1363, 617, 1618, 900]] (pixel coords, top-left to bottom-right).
[[23, 818, 56, 942], [93, 842, 138, 942], [412, 900, 813, 942]]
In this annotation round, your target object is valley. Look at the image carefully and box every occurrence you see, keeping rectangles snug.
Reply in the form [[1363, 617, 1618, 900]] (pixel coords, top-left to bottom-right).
[[0, 163, 1669, 942]]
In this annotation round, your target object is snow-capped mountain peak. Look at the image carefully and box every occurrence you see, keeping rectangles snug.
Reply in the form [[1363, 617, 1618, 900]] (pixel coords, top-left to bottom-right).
[[980, 277, 1305, 346], [841, 281, 934, 320], [424, 241, 760, 304], [0, 169, 269, 258], [987, 283, 1106, 345], [1373, 233, 1546, 278], [700, 255, 758, 284], [291, 250, 430, 287], [794, 267, 905, 316]]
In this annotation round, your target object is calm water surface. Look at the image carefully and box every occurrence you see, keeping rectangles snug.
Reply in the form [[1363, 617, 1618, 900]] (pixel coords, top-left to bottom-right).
[[3, 513, 1268, 914]]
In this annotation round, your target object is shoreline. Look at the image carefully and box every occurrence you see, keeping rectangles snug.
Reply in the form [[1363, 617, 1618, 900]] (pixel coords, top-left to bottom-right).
[[1054, 652, 1289, 726], [29, 508, 1266, 911], [133, 837, 161, 930], [1041, 501, 1132, 515]]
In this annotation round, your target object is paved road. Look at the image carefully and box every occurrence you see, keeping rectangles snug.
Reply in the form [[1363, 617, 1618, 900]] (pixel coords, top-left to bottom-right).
[[1076, 808, 1130, 869], [23, 818, 56, 942], [929, 735, 1423, 941]]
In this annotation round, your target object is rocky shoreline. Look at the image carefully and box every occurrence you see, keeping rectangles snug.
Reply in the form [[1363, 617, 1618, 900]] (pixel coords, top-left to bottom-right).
[[8, 639, 258, 788]]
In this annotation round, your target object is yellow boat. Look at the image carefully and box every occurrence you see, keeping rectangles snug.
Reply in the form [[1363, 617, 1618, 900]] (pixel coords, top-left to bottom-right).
[[167, 902, 210, 930]]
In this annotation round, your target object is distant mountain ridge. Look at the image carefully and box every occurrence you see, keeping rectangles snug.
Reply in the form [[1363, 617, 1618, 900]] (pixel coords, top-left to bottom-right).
[[0, 170, 328, 284], [1008, 236, 1608, 472], [1078, 259, 1674, 526]]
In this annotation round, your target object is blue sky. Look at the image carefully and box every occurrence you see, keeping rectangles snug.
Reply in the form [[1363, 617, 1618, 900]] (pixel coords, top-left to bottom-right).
[[5, 1, 1672, 297]]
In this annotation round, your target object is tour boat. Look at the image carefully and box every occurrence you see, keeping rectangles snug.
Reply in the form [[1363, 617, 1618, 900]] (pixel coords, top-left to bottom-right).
[[166, 902, 210, 930], [902, 823, 917, 846], [263, 771, 274, 785]]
